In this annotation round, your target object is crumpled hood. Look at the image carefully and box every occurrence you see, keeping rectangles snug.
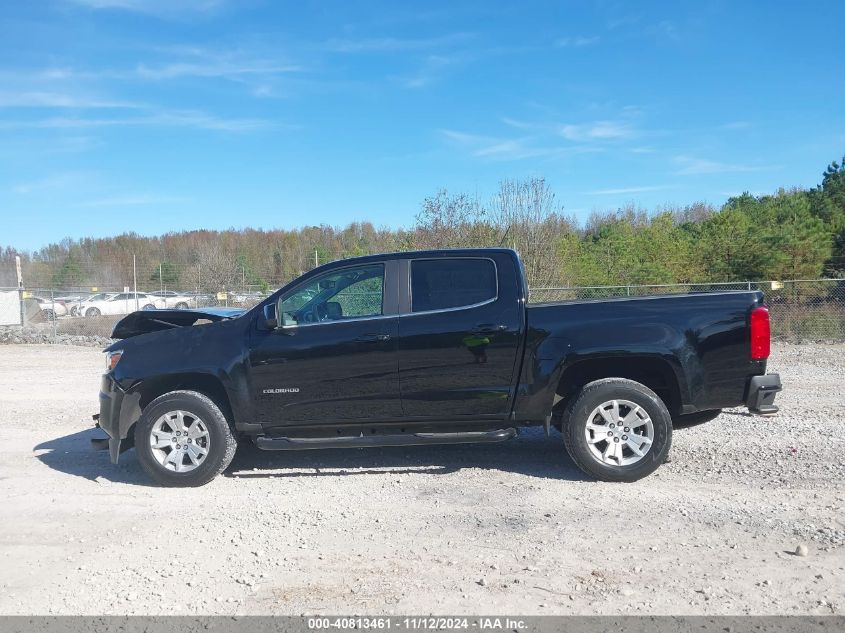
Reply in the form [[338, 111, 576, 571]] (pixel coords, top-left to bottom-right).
[[110, 307, 246, 339]]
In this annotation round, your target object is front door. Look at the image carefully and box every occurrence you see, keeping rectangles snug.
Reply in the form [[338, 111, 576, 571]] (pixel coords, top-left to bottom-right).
[[248, 261, 402, 427], [398, 255, 523, 419]]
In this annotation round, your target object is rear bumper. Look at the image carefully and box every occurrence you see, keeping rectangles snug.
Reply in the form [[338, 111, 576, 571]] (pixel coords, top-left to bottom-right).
[[746, 373, 782, 414]]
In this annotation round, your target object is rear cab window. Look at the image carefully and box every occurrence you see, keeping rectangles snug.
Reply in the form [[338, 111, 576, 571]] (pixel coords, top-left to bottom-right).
[[410, 258, 497, 312]]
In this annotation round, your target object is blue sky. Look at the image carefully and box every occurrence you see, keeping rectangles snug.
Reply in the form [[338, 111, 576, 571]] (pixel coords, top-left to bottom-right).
[[1, 0, 844, 251]]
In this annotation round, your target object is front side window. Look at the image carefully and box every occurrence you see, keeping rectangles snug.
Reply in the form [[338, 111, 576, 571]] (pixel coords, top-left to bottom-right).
[[411, 258, 497, 312], [280, 263, 384, 326]]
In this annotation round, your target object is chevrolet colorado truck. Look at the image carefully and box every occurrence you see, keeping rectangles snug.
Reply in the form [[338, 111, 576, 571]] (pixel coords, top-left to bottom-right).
[[93, 248, 781, 486]]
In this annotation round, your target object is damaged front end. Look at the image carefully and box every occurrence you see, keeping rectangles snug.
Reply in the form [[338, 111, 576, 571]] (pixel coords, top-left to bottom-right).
[[91, 306, 246, 462], [110, 307, 245, 339], [94, 374, 142, 463]]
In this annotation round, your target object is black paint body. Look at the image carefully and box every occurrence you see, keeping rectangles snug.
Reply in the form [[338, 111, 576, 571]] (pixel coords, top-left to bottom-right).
[[98, 249, 770, 452]]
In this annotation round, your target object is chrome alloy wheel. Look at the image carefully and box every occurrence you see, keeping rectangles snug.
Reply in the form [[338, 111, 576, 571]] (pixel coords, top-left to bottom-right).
[[584, 399, 654, 466], [149, 410, 210, 473]]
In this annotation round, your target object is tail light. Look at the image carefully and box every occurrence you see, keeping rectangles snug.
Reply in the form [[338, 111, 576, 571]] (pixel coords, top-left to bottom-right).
[[750, 306, 770, 360]]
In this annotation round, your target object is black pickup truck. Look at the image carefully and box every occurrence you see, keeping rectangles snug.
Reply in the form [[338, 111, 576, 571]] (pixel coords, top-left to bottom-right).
[[95, 248, 781, 486]]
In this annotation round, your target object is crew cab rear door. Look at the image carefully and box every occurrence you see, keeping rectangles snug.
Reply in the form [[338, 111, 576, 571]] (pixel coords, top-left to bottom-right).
[[397, 253, 524, 419]]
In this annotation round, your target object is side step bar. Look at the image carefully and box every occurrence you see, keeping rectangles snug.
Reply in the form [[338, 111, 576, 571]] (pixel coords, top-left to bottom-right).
[[254, 428, 518, 451]]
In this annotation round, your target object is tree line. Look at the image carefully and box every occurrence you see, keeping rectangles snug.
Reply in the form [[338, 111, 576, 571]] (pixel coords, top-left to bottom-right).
[[1, 155, 843, 292]]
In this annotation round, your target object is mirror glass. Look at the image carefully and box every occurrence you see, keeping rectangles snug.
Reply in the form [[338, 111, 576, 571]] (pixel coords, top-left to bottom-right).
[[262, 303, 278, 329]]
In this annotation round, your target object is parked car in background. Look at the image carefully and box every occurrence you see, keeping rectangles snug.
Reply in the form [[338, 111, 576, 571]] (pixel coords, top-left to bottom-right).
[[185, 291, 213, 307], [79, 292, 157, 317], [30, 296, 68, 320], [149, 291, 196, 310], [55, 293, 87, 306], [230, 290, 267, 306], [68, 292, 115, 316]]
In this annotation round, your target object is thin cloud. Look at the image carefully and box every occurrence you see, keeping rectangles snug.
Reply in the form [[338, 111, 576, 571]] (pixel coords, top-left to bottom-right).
[[397, 54, 457, 89], [13, 171, 91, 195], [559, 120, 636, 141], [673, 155, 776, 175], [554, 36, 600, 48], [67, 0, 227, 16], [585, 185, 670, 195], [0, 92, 142, 109], [501, 117, 538, 130], [440, 129, 597, 161], [76, 194, 187, 207], [136, 58, 301, 80], [608, 15, 641, 30], [0, 109, 277, 132], [322, 33, 473, 54], [502, 113, 644, 143], [719, 121, 752, 130], [648, 20, 680, 42]]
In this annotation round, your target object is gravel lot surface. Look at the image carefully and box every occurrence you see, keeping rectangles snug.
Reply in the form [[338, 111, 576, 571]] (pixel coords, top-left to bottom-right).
[[0, 343, 843, 615]]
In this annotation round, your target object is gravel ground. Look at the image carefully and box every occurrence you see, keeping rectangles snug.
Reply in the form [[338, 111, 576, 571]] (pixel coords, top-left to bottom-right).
[[0, 343, 843, 615]]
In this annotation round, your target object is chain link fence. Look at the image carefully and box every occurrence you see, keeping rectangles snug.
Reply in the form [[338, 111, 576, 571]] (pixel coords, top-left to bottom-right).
[[2, 266, 845, 343]]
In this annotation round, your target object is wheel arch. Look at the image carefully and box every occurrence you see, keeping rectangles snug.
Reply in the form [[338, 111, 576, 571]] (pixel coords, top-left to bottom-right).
[[555, 355, 684, 416], [129, 372, 236, 431]]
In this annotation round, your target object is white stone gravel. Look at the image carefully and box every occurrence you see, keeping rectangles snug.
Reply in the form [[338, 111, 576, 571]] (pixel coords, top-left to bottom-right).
[[0, 343, 842, 615]]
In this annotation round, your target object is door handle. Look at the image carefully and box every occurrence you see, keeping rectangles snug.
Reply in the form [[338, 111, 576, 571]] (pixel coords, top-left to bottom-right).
[[472, 324, 507, 334], [355, 333, 391, 342]]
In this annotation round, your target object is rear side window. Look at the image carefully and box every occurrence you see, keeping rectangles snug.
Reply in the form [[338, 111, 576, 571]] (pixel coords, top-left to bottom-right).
[[411, 258, 497, 313]]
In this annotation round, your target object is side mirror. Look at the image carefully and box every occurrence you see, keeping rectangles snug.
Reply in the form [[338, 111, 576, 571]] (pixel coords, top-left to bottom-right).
[[262, 303, 278, 329]]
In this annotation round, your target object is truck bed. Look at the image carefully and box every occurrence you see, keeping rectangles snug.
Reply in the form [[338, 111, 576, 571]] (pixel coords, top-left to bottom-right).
[[517, 290, 768, 418]]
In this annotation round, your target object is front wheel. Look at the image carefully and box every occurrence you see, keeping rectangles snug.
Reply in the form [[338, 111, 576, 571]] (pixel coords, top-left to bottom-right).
[[85, 307, 101, 317], [561, 378, 672, 482], [175, 302, 189, 310], [134, 390, 237, 487]]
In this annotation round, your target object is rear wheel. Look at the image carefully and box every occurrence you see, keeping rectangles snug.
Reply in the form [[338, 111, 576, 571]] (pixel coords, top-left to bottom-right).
[[175, 302, 189, 310], [141, 303, 155, 310], [134, 390, 237, 487], [85, 307, 101, 317], [561, 378, 672, 482]]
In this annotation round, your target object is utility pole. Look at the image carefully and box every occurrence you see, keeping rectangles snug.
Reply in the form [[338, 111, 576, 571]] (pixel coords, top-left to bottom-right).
[[159, 263, 163, 293], [314, 249, 319, 268], [133, 254, 138, 311], [15, 255, 24, 326]]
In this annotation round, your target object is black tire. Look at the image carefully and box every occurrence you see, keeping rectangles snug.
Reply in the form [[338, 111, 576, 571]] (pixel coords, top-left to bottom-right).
[[141, 303, 155, 310], [42, 309, 56, 321], [673, 408, 722, 429], [85, 307, 101, 317], [561, 378, 672, 482], [175, 302, 189, 310], [70, 307, 78, 316], [134, 390, 237, 487]]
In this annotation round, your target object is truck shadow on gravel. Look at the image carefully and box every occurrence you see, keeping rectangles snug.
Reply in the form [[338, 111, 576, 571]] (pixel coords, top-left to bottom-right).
[[35, 427, 591, 485], [224, 427, 591, 482], [34, 427, 154, 486]]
